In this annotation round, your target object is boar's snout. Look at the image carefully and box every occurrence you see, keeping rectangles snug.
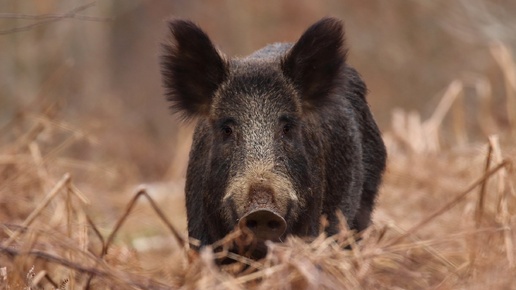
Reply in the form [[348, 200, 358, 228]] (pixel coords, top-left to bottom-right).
[[238, 209, 286, 242], [237, 184, 288, 242]]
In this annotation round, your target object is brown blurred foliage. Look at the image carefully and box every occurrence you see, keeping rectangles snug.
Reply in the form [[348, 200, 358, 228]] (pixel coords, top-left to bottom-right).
[[1, 0, 515, 181]]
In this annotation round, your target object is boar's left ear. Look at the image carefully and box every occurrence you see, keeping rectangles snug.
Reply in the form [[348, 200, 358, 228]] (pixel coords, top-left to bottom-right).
[[161, 19, 228, 120], [282, 17, 347, 111]]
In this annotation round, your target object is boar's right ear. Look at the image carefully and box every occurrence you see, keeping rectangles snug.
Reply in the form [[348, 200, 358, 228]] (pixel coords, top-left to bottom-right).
[[161, 20, 228, 120], [282, 17, 346, 111]]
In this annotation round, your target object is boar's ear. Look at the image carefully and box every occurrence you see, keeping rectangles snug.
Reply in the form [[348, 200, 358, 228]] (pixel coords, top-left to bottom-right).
[[161, 20, 228, 120], [282, 17, 346, 111]]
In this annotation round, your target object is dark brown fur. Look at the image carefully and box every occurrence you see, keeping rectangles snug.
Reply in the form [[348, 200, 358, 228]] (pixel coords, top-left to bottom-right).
[[161, 17, 387, 247]]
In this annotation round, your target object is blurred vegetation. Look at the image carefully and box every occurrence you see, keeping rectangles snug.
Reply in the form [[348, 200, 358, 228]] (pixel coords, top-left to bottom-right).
[[1, 0, 516, 179]]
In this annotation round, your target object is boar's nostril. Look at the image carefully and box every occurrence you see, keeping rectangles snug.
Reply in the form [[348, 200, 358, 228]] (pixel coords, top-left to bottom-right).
[[267, 220, 281, 230], [246, 219, 258, 229], [238, 209, 287, 242]]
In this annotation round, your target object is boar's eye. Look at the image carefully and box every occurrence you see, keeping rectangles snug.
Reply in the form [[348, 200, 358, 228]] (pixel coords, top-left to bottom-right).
[[282, 124, 293, 135], [221, 125, 233, 138], [279, 115, 297, 139], [218, 118, 236, 140], [281, 123, 298, 140]]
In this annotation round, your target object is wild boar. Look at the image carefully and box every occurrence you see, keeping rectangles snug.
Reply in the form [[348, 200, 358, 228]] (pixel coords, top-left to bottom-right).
[[160, 17, 386, 252]]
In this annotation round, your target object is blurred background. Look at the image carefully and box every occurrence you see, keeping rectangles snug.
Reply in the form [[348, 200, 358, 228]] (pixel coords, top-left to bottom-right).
[[1, 0, 515, 182]]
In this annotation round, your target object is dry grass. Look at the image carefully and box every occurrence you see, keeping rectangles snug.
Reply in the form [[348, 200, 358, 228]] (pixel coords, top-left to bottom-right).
[[1, 45, 516, 290], [1, 113, 514, 289]]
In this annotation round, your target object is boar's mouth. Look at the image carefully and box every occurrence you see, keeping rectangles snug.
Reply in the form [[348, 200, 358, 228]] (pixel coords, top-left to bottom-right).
[[220, 192, 307, 260]]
